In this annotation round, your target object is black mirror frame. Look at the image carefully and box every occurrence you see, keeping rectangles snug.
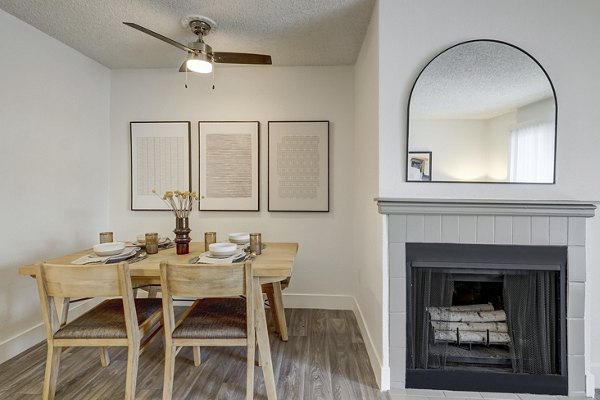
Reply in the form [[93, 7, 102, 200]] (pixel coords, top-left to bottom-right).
[[406, 39, 558, 184]]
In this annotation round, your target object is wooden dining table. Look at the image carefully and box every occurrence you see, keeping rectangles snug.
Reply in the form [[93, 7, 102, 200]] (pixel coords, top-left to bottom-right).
[[19, 241, 298, 400]]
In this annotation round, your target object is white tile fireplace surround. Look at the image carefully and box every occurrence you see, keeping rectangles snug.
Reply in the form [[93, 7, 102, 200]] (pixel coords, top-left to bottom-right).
[[377, 198, 598, 397]]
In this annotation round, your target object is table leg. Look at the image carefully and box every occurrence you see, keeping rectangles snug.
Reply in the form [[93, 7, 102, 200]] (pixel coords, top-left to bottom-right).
[[271, 282, 288, 341], [253, 277, 277, 400]]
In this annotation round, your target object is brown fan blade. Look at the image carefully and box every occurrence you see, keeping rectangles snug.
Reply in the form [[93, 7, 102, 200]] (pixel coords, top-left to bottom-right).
[[213, 52, 272, 65], [123, 22, 195, 53]]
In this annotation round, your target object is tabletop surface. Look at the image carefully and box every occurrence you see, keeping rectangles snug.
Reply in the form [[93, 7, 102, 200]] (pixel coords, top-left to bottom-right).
[[19, 242, 299, 279]]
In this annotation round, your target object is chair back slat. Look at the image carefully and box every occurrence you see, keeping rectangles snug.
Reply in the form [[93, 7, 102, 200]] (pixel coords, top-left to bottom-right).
[[42, 263, 123, 298], [161, 263, 247, 297]]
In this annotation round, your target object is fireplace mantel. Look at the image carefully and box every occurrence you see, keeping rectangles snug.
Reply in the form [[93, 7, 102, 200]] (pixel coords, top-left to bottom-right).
[[377, 198, 597, 217], [377, 198, 597, 396]]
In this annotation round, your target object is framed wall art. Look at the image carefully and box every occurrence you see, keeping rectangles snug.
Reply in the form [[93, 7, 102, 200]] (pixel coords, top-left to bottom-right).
[[198, 121, 260, 211], [268, 121, 329, 212], [130, 121, 191, 210]]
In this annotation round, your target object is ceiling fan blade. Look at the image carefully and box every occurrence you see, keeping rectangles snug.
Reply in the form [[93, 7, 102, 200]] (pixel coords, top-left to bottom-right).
[[213, 52, 272, 65], [123, 22, 194, 53]]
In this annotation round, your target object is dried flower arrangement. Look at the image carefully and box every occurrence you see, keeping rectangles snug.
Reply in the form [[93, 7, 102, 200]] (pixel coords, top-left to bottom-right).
[[152, 190, 198, 218]]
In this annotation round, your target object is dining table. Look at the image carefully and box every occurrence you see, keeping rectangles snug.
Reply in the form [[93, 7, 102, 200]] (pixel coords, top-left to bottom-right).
[[19, 241, 298, 400]]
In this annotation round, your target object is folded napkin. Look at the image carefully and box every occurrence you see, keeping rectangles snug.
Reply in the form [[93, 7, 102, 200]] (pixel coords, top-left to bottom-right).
[[71, 248, 139, 265], [195, 251, 246, 264]]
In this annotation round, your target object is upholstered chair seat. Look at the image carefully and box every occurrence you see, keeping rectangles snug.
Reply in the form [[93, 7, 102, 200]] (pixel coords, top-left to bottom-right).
[[172, 298, 247, 339], [54, 298, 163, 339]]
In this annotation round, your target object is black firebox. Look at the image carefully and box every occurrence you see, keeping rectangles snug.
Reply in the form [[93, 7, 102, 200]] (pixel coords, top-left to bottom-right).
[[405, 243, 567, 395]]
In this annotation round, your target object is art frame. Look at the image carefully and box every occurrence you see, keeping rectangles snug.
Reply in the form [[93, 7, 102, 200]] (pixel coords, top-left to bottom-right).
[[268, 121, 329, 212], [130, 121, 191, 211], [407, 151, 432, 182], [198, 121, 260, 211]]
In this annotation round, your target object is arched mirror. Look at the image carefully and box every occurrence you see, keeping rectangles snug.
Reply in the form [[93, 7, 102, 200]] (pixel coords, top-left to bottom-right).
[[407, 40, 557, 183]]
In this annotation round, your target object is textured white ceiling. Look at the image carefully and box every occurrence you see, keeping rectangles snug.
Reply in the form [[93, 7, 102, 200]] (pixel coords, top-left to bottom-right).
[[411, 41, 554, 119], [0, 0, 375, 69]]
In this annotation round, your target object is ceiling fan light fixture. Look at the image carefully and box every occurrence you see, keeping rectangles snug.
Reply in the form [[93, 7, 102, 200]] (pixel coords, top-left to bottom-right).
[[185, 53, 213, 73]]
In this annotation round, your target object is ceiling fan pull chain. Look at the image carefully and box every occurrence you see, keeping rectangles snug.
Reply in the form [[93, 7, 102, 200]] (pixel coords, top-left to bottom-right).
[[212, 67, 215, 90], [185, 67, 189, 89]]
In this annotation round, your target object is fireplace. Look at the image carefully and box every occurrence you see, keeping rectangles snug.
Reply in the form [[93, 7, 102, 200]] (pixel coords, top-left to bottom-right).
[[406, 243, 567, 394], [378, 198, 596, 396]]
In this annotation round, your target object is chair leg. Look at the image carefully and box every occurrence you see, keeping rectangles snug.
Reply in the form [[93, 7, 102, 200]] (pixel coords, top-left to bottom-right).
[[99, 347, 110, 367], [124, 342, 140, 400], [162, 344, 176, 400], [192, 346, 201, 367], [247, 333, 255, 400], [254, 282, 277, 400], [43, 345, 62, 400]]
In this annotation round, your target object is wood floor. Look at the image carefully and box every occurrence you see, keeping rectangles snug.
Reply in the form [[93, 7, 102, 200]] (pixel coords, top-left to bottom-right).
[[0, 308, 389, 400]]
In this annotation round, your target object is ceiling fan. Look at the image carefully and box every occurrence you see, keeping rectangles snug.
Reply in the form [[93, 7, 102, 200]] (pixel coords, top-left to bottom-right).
[[123, 16, 272, 74]]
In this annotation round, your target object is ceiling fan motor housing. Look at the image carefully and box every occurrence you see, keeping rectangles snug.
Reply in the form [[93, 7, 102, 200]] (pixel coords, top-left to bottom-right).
[[188, 40, 212, 56]]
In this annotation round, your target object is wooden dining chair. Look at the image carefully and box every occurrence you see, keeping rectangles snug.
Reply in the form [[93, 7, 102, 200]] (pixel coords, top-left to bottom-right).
[[35, 262, 163, 400], [159, 261, 261, 400]]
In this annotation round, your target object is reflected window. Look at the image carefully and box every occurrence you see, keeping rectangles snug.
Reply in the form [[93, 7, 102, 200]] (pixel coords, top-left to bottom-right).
[[509, 122, 554, 183]]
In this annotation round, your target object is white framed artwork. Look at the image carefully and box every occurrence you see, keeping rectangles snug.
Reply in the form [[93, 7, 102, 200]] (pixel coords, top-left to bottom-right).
[[130, 121, 191, 211], [268, 121, 329, 212], [198, 121, 260, 211]]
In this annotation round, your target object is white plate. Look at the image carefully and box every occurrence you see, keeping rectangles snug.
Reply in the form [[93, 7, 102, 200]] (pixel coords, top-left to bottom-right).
[[106, 248, 138, 262], [93, 242, 126, 256], [209, 242, 237, 257]]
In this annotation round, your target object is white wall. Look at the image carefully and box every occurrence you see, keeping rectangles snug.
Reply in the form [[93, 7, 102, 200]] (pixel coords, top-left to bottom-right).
[[410, 119, 491, 181], [0, 9, 110, 362], [109, 66, 355, 303], [377, 0, 600, 391], [353, 3, 386, 388]]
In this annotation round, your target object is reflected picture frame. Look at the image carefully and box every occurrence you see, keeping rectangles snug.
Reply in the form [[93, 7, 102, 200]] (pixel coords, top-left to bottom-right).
[[407, 151, 432, 182]]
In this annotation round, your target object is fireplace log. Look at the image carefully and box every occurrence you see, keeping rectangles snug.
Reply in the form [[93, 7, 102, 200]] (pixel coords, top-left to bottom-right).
[[429, 304, 494, 312], [430, 321, 508, 333], [428, 308, 506, 322], [433, 329, 511, 344]]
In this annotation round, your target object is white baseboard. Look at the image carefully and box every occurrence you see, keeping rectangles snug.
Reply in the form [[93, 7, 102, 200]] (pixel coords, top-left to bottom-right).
[[587, 371, 595, 395], [282, 292, 354, 310], [591, 363, 600, 389], [0, 321, 45, 365], [0, 298, 101, 365], [353, 297, 389, 391]]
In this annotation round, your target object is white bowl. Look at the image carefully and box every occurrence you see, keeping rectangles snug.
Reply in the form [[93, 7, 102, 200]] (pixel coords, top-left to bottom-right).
[[209, 242, 237, 257], [93, 242, 126, 256], [229, 232, 250, 244]]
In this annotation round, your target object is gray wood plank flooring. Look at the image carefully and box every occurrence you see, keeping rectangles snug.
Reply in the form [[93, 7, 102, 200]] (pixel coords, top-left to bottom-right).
[[0, 308, 389, 400]]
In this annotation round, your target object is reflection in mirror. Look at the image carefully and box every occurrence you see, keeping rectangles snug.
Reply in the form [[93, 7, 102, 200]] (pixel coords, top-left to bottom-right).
[[407, 40, 556, 183]]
